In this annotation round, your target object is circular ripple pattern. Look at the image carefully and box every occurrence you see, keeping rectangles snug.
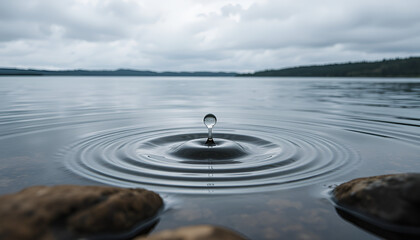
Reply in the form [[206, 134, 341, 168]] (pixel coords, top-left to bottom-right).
[[62, 124, 360, 194]]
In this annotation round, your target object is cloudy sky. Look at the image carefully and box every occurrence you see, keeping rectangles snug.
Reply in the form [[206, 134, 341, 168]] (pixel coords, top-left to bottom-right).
[[1, 0, 420, 72]]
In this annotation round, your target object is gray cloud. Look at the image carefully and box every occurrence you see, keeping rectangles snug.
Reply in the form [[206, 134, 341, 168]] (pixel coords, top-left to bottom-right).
[[0, 0, 419, 71]]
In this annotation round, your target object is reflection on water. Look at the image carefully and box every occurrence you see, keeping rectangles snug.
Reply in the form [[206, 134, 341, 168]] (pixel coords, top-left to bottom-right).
[[0, 77, 420, 239], [336, 208, 420, 240], [305, 81, 420, 108]]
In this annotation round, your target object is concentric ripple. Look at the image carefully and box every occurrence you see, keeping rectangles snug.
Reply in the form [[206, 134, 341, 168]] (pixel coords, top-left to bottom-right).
[[62, 123, 360, 194]]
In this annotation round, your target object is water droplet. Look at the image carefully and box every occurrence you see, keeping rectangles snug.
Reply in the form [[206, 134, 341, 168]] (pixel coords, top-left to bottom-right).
[[204, 113, 217, 128], [204, 113, 217, 145]]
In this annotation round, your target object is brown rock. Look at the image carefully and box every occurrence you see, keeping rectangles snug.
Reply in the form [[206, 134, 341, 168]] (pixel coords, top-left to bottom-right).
[[333, 173, 420, 226], [0, 185, 163, 240], [135, 225, 247, 240]]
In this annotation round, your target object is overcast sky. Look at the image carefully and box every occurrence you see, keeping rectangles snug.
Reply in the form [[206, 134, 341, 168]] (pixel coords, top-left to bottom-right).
[[1, 0, 420, 72]]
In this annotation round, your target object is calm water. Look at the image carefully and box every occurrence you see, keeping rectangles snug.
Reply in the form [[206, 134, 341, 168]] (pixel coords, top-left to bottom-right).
[[1, 76, 420, 239]]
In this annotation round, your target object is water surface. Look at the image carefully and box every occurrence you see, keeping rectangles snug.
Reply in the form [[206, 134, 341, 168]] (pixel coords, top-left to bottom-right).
[[1, 76, 420, 239]]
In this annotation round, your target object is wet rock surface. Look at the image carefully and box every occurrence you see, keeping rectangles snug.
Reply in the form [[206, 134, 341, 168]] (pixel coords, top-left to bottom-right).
[[135, 225, 247, 240], [0, 185, 163, 240], [333, 173, 420, 227]]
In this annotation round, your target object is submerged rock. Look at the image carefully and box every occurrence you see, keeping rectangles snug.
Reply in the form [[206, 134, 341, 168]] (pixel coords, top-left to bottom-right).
[[0, 185, 163, 240], [135, 225, 247, 240], [333, 173, 420, 227]]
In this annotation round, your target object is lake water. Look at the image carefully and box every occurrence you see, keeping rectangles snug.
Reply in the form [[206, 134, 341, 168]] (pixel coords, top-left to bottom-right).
[[1, 76, 420, 239]]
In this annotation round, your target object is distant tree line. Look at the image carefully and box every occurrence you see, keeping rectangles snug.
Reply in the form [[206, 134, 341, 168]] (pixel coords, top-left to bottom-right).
[[2, 57, 419, 77], [238, 57, 420, 77], [0, 68, 237, 77]]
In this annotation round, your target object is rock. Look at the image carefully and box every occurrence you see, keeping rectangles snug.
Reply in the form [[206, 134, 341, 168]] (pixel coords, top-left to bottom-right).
[[0, 185, 163, 240], [134, 225, 247, 240], [333, 173, 420, 227]]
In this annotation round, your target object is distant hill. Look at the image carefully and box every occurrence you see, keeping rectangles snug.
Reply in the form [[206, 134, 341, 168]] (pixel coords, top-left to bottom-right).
[[0, 68, 237, 77], [238, 57, 420, 77]]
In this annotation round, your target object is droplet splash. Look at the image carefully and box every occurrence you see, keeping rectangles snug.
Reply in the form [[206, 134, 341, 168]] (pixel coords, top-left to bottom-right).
[[203, 113, 217, 145], [62, 123, 360, 194]]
